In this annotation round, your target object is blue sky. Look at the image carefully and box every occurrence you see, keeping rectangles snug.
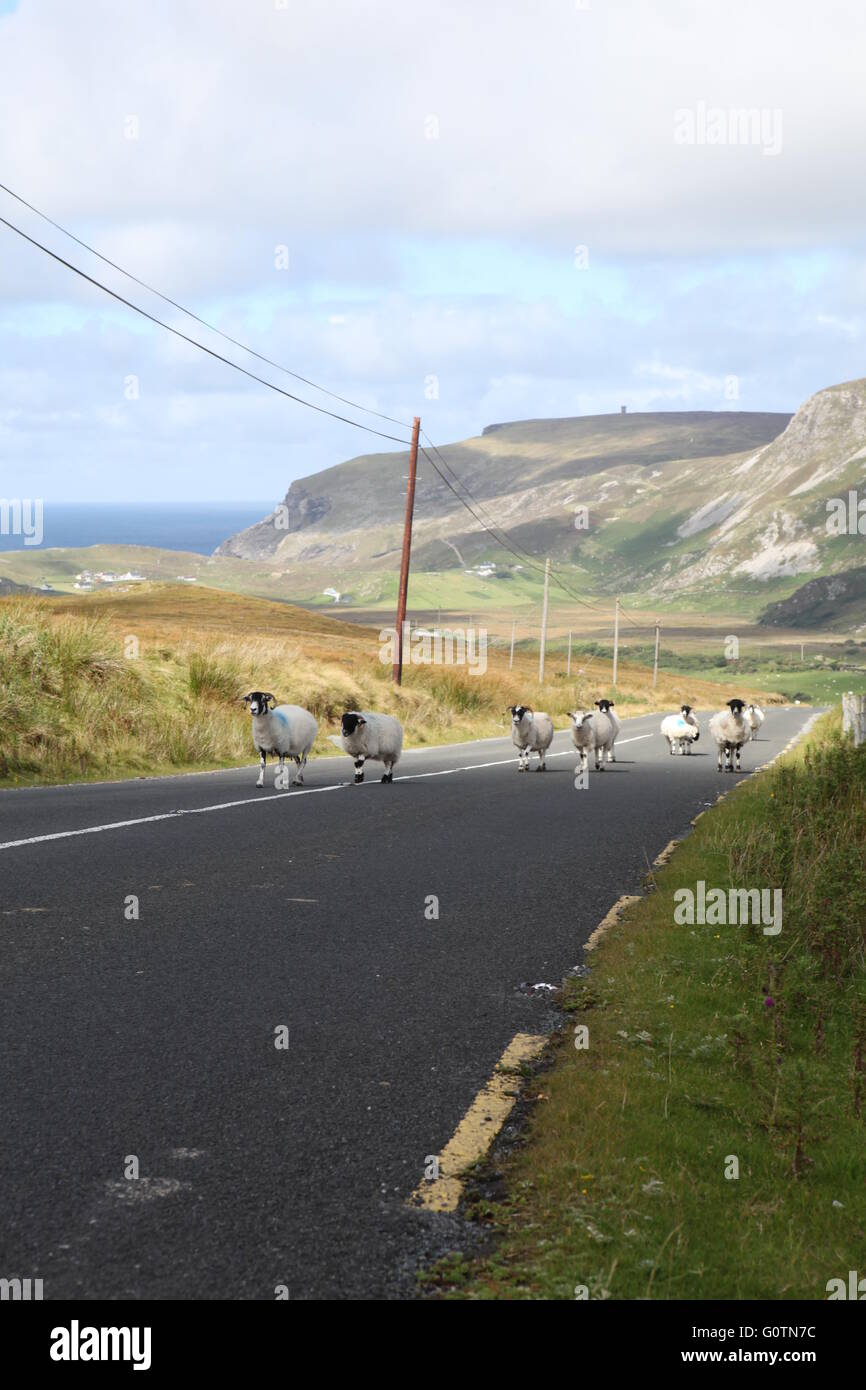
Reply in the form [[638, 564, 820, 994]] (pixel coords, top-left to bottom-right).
[[0, 0, 864, 503]]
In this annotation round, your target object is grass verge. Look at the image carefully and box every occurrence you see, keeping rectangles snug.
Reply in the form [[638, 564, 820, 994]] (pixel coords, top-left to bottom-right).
[[439, 709, 866, 1300]]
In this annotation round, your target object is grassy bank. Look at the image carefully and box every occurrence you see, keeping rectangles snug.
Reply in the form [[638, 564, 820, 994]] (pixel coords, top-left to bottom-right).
[[438, 710, 866, 1300], [0, 587, 765, 786]]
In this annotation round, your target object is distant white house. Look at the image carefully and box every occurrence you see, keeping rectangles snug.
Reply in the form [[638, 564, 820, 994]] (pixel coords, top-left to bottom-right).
[[176, 575, 197, 583], [323, 586, 341, 602]]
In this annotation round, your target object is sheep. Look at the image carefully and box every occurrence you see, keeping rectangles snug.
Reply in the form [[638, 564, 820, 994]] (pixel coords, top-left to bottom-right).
[[709, 698, 750, 773], [340, 711, 403, 783], [594, 699, 620, 762], [570, 709, 596, 773], [242, 691, 318, 788], [508, 705, 555, 771], [570, 707, 616, 771], [746, 703, 765, 740], [660, 705, 701, 755]]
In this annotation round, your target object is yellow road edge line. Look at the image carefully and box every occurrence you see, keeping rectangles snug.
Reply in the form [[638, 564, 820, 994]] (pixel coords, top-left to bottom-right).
[[652, 837, 681, 869], [583, 894, 642, 953], [410, 1031, 547, 1213]]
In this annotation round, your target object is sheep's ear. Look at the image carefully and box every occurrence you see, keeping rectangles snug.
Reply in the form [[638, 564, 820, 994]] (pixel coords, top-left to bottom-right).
[[264, 693, 276, 709], [357, 716, 366, 726], [241, 693, 252, 705]]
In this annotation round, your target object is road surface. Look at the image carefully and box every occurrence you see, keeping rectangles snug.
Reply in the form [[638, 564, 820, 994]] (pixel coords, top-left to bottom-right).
[[0, 705, 816, 1299]]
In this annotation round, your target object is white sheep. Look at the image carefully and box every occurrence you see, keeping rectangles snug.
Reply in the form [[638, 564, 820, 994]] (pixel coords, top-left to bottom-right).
[[341, 710, 403, 783], [594, 699, 620, 762], [661, 704, 700, 755], [242, 691, 318, 788], [570, 709, 597, 772], [746, 703, 765, 740], [709, 698, 750, 773], [508, 705, 555, 771]]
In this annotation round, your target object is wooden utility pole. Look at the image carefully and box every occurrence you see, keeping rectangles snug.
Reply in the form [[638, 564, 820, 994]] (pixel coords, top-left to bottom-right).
[[652, 618, 660, 688], [567, 629, 572, 678], [612, 596, 620, 688], [538, 558, 550, 684], [392, 415, 421, 685], [509, 617, 516, 670]]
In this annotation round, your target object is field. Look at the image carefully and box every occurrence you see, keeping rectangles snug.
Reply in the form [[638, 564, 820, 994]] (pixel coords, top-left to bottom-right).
[[0, 583, 786, 787], [426, 710, 866, 1300]]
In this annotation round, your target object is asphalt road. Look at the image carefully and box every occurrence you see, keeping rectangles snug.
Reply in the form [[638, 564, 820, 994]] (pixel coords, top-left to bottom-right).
[[0, 705, 816, 1300]]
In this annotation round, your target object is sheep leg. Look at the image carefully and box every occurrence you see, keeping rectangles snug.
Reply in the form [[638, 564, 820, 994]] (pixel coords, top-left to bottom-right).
[[717, 745, 724, 772], [353, 756, 365, 784], [536, 748, 546, 771], [278, 754, 291, 788], [381, 760, 394, 784], [734, 744, 742, 771], [295, 753, 306, 785], [256, 750, 266, 788]]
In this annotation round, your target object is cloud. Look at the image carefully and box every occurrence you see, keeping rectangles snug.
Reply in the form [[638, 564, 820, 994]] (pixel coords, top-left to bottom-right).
[[0, 0, 864, 501]]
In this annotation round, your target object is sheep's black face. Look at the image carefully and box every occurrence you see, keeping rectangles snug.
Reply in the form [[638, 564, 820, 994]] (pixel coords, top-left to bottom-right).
[[509, 705, 528, 723], [341, 712, 366, 736], [727, 699, 746, 715], [595, 699, 614, 712], [681, 704, 693, 716], [243, 691, 272, 716]]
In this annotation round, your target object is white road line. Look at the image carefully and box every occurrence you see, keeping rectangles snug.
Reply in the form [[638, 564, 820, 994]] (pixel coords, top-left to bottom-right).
[[0, 730, 711, 853]]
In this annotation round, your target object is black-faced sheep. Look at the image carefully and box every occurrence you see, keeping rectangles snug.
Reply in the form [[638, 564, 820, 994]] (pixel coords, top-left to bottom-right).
[[709, 698, 750, 773], [242, 692, 318, 788], [340, 711, 403, 783], [508, 705, 555, 771]]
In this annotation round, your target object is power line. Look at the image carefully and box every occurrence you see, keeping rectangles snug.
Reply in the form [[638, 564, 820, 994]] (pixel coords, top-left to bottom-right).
[[0, 212, 410, 446], [418, 444, 605, 611], [0, 180, 414, 437], [419, 432, 605, 612], [421, 427, 604, 606]]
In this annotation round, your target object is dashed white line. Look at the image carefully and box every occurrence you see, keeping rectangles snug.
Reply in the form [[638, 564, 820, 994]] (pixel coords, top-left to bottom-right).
[[0, 731, 709, 854]]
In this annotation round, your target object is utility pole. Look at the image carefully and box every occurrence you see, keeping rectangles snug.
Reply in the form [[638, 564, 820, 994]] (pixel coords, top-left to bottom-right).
[[538, 558, 550, 684], [652, 618, 660, 688], [509, 617, 516, 670], [612, 596, 620, 688], [392, 415, 421, 685], [567, 629, 572, 678], [800, 641, 805, 663]]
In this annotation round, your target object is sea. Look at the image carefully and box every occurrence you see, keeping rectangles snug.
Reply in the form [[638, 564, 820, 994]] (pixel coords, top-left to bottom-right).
[[0, 502, 274, 556]]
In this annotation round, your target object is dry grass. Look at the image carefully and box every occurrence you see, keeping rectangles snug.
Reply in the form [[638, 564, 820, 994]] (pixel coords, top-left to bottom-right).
[[0, 585, 787, 786]]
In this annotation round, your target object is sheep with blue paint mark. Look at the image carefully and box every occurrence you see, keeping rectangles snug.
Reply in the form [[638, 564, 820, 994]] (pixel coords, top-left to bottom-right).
[[242, 691, 318, 788], [661, 704, 700, 755]]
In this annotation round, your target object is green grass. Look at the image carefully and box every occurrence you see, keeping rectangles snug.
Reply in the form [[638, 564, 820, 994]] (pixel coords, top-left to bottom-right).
[[445, 710, 866, 1300]]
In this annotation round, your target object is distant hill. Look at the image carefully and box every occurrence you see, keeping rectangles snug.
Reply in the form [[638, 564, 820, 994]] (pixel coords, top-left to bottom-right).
[[759, 566, 866, 632], [0, 575, 38, 596], [216, 408, 790, 578], [216, 380, 866, 623]]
